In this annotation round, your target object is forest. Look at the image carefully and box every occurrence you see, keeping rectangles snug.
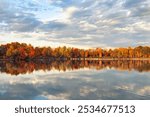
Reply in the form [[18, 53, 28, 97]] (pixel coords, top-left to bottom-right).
[[0, 42, 150, 60]]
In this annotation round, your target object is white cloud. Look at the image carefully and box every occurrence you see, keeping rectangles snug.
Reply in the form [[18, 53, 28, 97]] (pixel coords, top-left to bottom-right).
[[0, 0, 150, 48], [134, 21, 150, 31], [79, 21, 97, 31], [63, 6, 79, 18]]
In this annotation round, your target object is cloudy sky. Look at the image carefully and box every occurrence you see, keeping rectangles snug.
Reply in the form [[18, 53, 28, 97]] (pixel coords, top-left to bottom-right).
[[0, 0, 150, 48]]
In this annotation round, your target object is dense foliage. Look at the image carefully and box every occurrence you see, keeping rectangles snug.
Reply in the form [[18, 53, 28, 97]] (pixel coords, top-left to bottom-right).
[[0, 42, 150, 60]]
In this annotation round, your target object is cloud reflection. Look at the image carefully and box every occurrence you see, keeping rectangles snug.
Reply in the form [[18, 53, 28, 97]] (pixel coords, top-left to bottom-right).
[[0, 68, 149, 100]]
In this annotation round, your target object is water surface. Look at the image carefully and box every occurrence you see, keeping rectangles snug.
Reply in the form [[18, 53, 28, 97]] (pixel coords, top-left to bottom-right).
[[0, 60, 150, 100]]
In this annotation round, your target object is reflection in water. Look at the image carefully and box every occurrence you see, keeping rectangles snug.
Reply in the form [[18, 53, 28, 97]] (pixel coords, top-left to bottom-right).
[[0, 60, 150, 100], [0, 60, 150, 75]]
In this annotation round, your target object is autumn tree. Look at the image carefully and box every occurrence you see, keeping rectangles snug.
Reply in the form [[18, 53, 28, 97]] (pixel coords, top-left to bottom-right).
[[0, 42, 150, 60]]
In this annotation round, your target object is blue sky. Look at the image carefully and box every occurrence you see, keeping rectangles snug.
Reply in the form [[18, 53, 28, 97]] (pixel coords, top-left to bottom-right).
[[0, 0, 150, 48]]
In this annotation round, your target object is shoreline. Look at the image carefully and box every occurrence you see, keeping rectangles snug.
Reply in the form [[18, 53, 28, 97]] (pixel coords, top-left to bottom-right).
[[0, 58, 150, 61], [71, 58, 150, 60]]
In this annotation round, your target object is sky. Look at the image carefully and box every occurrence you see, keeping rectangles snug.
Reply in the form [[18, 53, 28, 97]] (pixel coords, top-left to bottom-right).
[[0, 0, 150, 49]]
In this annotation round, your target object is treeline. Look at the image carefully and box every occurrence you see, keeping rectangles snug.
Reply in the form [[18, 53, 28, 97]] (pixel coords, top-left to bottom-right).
[[0, 42, 150, 60], [0, 60, 150, 75]]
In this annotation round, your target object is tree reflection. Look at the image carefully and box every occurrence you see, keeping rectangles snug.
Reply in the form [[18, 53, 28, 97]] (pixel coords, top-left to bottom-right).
[[0, 60, 150, 75]]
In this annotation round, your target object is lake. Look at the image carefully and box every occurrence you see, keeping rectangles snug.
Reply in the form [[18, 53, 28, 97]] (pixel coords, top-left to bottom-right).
[[0, 60, 150, 100]]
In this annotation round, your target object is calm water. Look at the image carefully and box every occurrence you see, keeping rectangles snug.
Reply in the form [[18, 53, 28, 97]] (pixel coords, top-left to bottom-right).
[[0, 60, 150, 100]]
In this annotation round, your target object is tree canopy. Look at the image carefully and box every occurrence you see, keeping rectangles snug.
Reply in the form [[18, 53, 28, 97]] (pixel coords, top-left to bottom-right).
[[0, 42, 150, 60]]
